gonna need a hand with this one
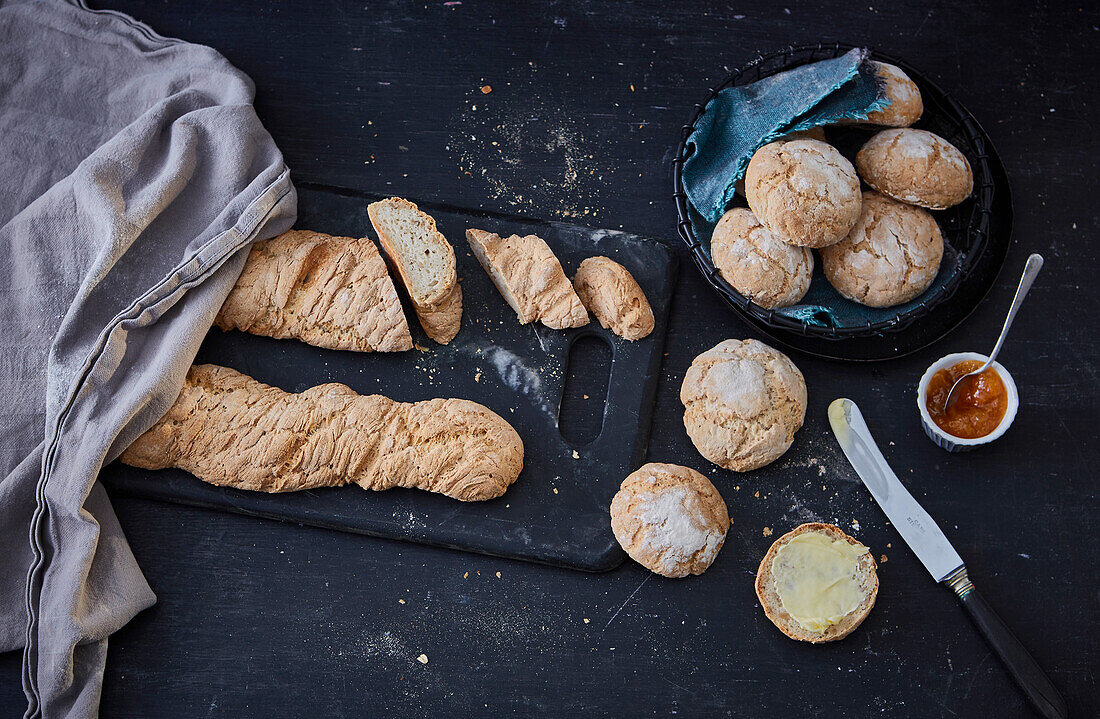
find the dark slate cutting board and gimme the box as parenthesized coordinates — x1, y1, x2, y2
(100, 185, 678, 572)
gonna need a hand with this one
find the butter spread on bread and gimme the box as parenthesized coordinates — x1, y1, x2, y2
(771, 531, 870, 632)
(755, 523, 878, 643)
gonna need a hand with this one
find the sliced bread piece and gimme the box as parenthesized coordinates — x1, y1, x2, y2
(368, 197, 462, 343)
(465, 228, 589, 329)
(417, 282, 463, 344)
(755, 522, 878, 643)
(215, 229, 413, 353)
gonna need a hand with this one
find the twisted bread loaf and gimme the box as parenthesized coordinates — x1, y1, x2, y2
(215, 229, 413, 353)
(120, 365, 524, 501)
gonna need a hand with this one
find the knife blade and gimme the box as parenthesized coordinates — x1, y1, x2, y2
(828, 397, 1067, 719)
(827, 397, 962, 581)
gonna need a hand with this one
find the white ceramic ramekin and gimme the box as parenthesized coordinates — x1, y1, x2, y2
(917, 352, 1019, 452)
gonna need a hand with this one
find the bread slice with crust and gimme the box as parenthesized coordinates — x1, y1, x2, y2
(465, 228, 589, 329)
(368, 197, 462, 344)
(215, 229, 413, 353)
(755, 522, 878, 643)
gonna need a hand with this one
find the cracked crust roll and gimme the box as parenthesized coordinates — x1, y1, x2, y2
(711, 208, 813, 309)
(680, 339, 806, 472)
(744, 139, 862, 248)
(820, 191, 944, 308)
(609, 463, 729, 578)
(856, 128, 973, 210)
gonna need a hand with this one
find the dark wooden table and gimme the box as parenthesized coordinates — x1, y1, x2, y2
(4, 1, 1097, 716)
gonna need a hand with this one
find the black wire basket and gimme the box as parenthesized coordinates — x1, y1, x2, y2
(672, 43, 996, 340)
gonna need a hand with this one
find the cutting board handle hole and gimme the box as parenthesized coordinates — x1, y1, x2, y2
(558, 334, 612, 446)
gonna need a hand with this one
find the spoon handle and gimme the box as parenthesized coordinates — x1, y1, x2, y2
(987, 253, 1044, 365)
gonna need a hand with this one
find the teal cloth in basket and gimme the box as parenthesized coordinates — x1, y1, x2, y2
(682, 48, 888, 224)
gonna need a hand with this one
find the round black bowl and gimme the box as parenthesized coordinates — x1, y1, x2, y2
(672, 43, 1010, 359)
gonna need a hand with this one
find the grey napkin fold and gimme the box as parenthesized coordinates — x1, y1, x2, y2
(0, 1, 296, 717)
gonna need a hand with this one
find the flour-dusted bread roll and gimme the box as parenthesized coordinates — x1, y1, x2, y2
(744, 139, 862, 248)
(755, 523, 878, 643)
(120, 364, 524, 502)
(216, 229, 413, 353)
(465, 228, 589, 329)
(609, 463, 729, 578)
(711, 208, 814, 309)
(863, 61, 923, 127)
(821, 192, 944, 308)
(368, 197, 462, 344)
(680, 339, 807, 472)
(733, 127, 827, 198)
(572, 256, 654, 340)
(856, 129, 973, 210)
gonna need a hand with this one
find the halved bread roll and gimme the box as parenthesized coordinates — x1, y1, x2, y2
(755, 522, 878, 643)
(465, 228, 588, 329)
(368, 197, 462, 344)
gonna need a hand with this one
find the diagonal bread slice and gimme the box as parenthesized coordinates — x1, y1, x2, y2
(465, 228, 589, 329)
(215, 229, 412, 352)
(368, 197, 462, 344)
(755, 522, 878, 643)
(120, 364, 524, 502)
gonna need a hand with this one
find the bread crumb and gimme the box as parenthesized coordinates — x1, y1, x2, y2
(463, 572, 469, 579)
(630, 83, 635, 91)
(583, 618, 590, 624)
(583, 394, 589, 399)
(572, 450, 580, 459)
(495, 571, 502, 578)
(762, 527, 773, 537)
(474, 371, 482, 382)
(880, 554, 888, 564)
(398, 599, 405, 604)
(480, 84, 492, 94)
(754, 491, 760, 498)
(552, 487, 558, 494)
(417, 654, 429, 664)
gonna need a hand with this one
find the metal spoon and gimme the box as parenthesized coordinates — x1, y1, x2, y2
(944, 253, 1044, 409)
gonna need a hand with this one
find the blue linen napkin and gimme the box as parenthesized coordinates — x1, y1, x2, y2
(682, 48, 889, 224)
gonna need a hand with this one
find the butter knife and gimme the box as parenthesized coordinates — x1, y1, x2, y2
(828, 398, 1066, 719)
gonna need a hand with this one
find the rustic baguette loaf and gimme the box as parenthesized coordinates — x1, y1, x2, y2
(465, 228, 589, 329)
(215, 229, 413, 352)
(120, 364, 524, 502)
(368, 197, 462, 344)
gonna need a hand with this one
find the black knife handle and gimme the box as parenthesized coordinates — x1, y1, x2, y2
(943, 566, 1067, 719)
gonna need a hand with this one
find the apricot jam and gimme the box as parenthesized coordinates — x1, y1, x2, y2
(925, 360, 1008, 439)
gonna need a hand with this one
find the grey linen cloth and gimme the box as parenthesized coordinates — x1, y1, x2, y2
(0, 1, 296, 716)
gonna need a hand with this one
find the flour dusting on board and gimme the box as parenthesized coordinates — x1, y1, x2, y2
(484, 346, 552, 411)
(447, 74, 615, 219)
